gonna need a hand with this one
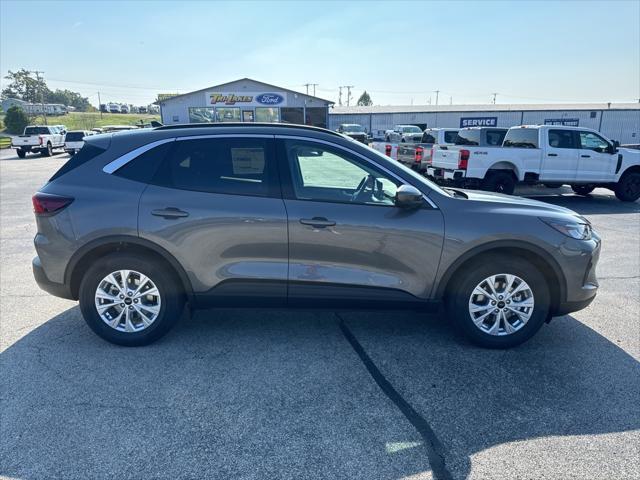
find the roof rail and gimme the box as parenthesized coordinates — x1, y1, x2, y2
(154, 122, 342, 137)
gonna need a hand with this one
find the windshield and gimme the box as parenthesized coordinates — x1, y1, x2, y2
(360, 142, 451, 198)
(343, 125, 365, 133)
(402, 126, 422, 133)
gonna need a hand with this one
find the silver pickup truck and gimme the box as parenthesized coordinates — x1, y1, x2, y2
(12, 125, 66, 158)
(396, 128, 459, 172)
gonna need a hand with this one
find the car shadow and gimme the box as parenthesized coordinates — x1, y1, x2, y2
(516, 186, 640, 215)
(1, 307, 638, 479)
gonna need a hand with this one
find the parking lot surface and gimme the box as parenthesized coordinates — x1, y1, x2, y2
(1, 148, 639, 480)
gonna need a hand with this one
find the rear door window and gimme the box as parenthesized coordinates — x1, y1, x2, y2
(548, 129, 578, 149)
(455, 129, 481, 146)
(503, 129, 539, 148)
(152, 137, 279, 197)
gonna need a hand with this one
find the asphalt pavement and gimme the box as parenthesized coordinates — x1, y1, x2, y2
(1, 148, 638, 480)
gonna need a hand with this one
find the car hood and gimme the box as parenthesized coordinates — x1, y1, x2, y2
(458, 189, 586, 221)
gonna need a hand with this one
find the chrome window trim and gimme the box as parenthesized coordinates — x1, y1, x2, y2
(275, 134, 439, 209)
(102, 134, 274, 174)
(102, 138, 176, 174)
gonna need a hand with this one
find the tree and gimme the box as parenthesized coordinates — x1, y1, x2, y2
(4, 106, 29, 134)
(1, 69, 50, 104)
(357, 91, 373, 106)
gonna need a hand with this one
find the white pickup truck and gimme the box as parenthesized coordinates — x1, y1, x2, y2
(427, 125, 640, 202)
(11, 125, 66, 158)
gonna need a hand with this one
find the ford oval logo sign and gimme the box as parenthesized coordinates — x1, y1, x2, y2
(256, 93, 284, 105)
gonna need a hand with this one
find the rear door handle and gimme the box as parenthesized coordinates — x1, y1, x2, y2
(151, 207, 189, 219)
(581, 154, 591, 158)
(300, 217, 336, 228)
(548, 153, 558, 157)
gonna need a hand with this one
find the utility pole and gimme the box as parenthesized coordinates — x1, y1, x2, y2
(491, 92, 498, 104)
(304, 83, 318, 96)
(304, 83, 310, 95)
(97, 91, 103, 118)
(33, 70, 47, 124)
(344, 85, 354, 106)
(434, 90, 440, 106)
(338, 87, 343, 106)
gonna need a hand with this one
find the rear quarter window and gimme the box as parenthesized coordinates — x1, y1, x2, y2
(113, 141, 175, 184)
(503, 129, 539, 148)
(485, 129, 507, 146)
(443, 131, 458, 143)
(49, 144, 106, 182)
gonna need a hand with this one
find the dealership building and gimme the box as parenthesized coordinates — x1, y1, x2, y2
(158, 78, 333, 128)
(328, 103, 640, 144)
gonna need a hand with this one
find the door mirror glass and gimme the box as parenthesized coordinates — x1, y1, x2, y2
(395, 184, 423, 209)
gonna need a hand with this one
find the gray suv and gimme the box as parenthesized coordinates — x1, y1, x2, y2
(32, 123, 600, 348)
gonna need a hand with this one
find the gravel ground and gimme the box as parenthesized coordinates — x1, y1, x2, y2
(1, 149, 638, 480)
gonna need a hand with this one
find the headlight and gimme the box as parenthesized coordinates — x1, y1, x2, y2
(540, 218, 592, 240)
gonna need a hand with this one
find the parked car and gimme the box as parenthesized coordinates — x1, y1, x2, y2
(397, 128, 459, 172)
(428, 125, 640, 201)
(337, 124, 368, 143)
(120, 104, 130, 114)
(138, 106, 148, 114)
(11, 125, 65, 158)
(99, 104, 108, 113)
(32, 123, 601, 349)
(64, 130, 93, 155)
(385, 125, 423, 143)
(108, 103, 121, 113)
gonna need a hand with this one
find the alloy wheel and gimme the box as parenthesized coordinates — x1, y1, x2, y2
(94, 269, 161, 332)
(468, 273, 534, 336)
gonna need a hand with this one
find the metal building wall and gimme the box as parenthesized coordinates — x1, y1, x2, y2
(600, 110, 640, 144)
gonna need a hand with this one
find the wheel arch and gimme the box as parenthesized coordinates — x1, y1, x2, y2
(486, 161, 520, 180)
(66, 235, 194, 302)
(435, 240, 566, 314)
(619, 165, 640, 177)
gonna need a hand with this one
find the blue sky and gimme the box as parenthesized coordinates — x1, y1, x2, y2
(1, 0, 638, 107)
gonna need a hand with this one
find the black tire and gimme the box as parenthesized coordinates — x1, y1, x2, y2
(79, 253, 185, 346)
(571, 184, 595, 196)
(445, 255, 550, 349)
(17, 149, 26, 158)
(482, 171, 516, 195)
(543, 183, 563, 189)
(614, 171, 640, 202)
(41, 143, 52, 157)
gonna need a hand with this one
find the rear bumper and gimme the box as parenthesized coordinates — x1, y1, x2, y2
(427, 166, 481, 188)
(33, 256, 74, 300)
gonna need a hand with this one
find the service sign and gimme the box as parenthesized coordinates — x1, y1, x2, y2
(544, 118, 579, 127)
(460, 117, 498, 128)
(207, 92, 286, 107)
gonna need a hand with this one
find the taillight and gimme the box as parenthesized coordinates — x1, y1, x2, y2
(428, 147, 434, 165)
(458, 149, 470, 169)
(32, 192, 74, 215)
(415, 146, 424, 163)
(385, 144, 392, 157)
(38, 135, 44, 145)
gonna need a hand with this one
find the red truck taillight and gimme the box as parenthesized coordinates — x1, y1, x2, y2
(385, 144, 392, 157)
(38, 135, 44, 145)
(458, 149, 470, 169)
(415, 146, 423, 163)
(428, 147, 434, 165)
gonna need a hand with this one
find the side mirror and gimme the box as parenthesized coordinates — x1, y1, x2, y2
(395, 184, 423, 209)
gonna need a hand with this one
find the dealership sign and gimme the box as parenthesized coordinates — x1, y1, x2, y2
(460, 117, 498, 127)
(208, 92, 286, 107)
(544, 118, 579, 126)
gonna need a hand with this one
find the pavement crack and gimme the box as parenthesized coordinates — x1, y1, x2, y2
(336, 313, 453, 480)
(598, 275, 640, 280)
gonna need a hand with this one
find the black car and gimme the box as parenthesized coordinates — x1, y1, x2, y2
(337, 124, 368, 143)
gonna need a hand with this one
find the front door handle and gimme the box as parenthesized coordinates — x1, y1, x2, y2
(548, 153, 558, 157)
(300, 217, 336, 228)
(581, 154, 591, 158)
(152, 207, 189, 219)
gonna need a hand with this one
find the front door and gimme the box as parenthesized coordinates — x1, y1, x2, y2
(577, 130, 617, 182)
(541, 129, 580, 182)
(138, 135, 288, 305)
(277, 138, 444, 306)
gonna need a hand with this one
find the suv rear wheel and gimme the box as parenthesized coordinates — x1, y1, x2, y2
(79, 253, 185, 346)
(446, 255, 550, 348)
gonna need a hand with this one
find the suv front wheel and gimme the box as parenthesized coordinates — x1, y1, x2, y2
(79, 253, 185, 346)
(446, 255, 550, 348)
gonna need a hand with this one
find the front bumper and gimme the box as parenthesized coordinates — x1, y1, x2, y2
(33, 256, 74, 300)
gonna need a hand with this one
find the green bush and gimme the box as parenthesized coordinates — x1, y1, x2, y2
(0, 117, 4, 131)
(4, 106, 29, 134)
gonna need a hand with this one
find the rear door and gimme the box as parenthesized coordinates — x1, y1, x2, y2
(540, 129, 580, 181)
(277, 137, 444, 306)
(136, 135, 288, 305)
(577, 130, 617, 182)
